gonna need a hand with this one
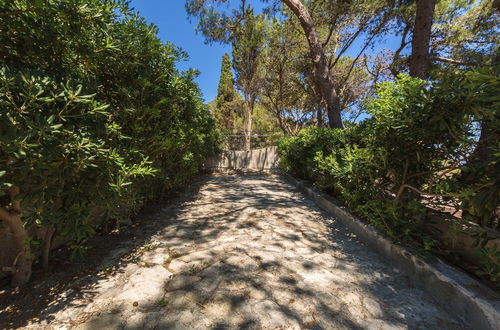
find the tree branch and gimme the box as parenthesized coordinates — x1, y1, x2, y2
(340, 13, 391, 86)
(322, 24, 335, 48)
(390, 24, 411, 76)
(430, 56, 476, 66)
(399, 184, 456, 199)
(330, 16, 371, 70)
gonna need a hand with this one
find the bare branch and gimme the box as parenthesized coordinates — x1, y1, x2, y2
(322, 24, 335, 48)
(399, 184, 457, 199)
(330, 16, 371, 70)
(430, 56, 477, 66)
(390, 24, 411, 76)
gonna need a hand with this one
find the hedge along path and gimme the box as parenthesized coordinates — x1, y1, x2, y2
(24, 173, 466, 329)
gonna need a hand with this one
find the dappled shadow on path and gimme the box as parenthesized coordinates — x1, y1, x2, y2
(1, 173, 467, 329)
(0, 181, 205, 329)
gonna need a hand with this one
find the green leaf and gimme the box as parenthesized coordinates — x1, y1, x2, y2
(51, 124, 63, 130)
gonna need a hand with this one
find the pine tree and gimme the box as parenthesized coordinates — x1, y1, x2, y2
(214, 53, 239, 130)
(232, 9, 267, 150)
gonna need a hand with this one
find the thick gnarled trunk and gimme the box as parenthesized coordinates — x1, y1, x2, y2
(409, 0, 436, 79)
(0, 186, 33, 287)
(281, 0, 344, 129)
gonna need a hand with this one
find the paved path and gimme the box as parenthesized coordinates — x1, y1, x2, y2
(26, 173, 466, 329)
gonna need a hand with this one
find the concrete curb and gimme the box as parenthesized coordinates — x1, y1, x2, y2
(282, 171, 500, 330)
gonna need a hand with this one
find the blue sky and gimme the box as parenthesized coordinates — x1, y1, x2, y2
(129, 0, 235, 102)
(129, 0, 401, 103)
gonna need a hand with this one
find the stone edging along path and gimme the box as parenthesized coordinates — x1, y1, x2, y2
(281, 171, 500, 330)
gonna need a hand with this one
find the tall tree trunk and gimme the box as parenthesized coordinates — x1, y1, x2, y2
(275, 109, 288, 135)
(244, 115, 252, 150)
(0, 186, 33, 287)
(244, 100, 254, 150)
(409, 0, 436, 79)
(316, 108, 323, 126)
(281, 0, 344, 129)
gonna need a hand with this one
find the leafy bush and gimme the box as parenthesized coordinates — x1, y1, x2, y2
(0, 0, 219, 286)
(278, 126, 353, 180)
(279, 73, 499, 283)
(456, 68, 500, 230)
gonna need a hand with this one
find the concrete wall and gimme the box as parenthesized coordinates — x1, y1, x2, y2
(205, 146, 280, 171)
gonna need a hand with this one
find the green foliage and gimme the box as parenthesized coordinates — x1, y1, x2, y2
(456, 67, 500, 230)
(477, 244, 500, 283)
(251, 103, 281, 134)
(214, 53, 241, 131)
(0, 1, 218, 257)
(231, 8, 267, 104)
(0, 69, 130, 243)
(432, 0, 499, 67)
(279, 73, 499, 282)
(279, 127, 353, 180)
(315, 145, 387, 208)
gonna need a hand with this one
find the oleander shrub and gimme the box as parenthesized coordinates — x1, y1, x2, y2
(278, 126, 355, 180)
(279, 73, 499, 283)
(0, 0, 219, 286)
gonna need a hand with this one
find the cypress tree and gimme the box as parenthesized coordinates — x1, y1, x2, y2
(214, 53, 239, 130)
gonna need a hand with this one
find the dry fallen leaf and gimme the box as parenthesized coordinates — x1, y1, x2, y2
(303, 320, 318, 327)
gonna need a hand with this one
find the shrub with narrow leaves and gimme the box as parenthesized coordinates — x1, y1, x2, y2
(0, 0, 219, 286)
(279, 73, 499, 283)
